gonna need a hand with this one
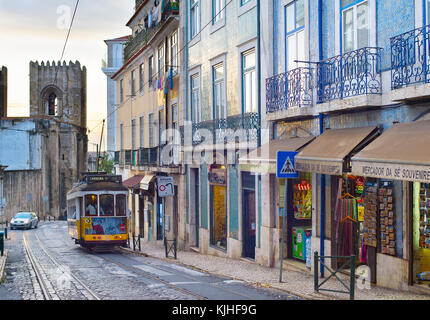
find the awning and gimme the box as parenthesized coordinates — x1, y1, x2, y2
(238, 137, 315, 173)
(122, 175, 145, 189)
(295, 126, 381, 175)
(351, 120, 430, 182)
(140, 175, 156, 190)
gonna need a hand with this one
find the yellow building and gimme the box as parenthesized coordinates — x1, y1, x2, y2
(112, 0, 183, 246)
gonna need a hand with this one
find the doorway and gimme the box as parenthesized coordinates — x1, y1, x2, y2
(147, 196, 154, 242)
(157, 196, 164, 241)
(191, 168, 200, 247)
(139, 195, 145, 238)
(242, 172, 256, 259)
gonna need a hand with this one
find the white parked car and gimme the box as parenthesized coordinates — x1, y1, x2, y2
(10, 212, 39, 230)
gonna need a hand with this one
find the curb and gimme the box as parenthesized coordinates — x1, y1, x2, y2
(0, 249, 8, 284)
(120, 246, 318, 300)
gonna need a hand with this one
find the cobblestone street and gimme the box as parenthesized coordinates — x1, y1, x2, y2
(0, 222, 299, 301)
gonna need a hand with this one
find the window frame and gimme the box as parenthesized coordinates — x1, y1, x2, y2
(285, 0, 305, 71)
(340, 0, 370, 53)
(139, 115, 145, 148)
(139, 63, 144, 93)
(190, 72, 201, 124)
(131, 69, 136, 96)
(212, 62, 226, 120)
(190, 0, 201, 39)
(241, 48, 257, 114)
(211, 0, 226, 33)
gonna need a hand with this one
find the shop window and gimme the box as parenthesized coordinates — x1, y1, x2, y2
(85, 194, 98, 216)
(100, 194, 114, 216)
(116, 194, 126, 216)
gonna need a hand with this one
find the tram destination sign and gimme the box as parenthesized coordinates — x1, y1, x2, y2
(85, 174, 122, 184)
(352, 161, 430, 183)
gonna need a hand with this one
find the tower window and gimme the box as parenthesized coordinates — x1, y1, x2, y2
(48, 93, 58, 116)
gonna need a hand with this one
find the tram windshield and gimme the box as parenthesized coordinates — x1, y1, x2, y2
(116, 194, 126, 216)
(100, 194, 114, 216)
(85, 194, 98, 216)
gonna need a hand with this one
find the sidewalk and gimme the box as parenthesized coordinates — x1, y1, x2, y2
(0, 250, 8, 284)
(122, 240, 430, 300)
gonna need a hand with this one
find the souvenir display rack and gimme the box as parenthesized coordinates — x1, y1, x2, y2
(419, 183, 430, 249)
(379, 181, 396, 256)
(363, 181, 378, 247)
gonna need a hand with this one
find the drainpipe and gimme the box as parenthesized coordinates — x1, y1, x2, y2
(318, 0, 325, 279)
(184, 3, 190, 230)
(257, 0, 261, 148)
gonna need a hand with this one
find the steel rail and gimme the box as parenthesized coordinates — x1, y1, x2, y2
(33, 232, 101, 301)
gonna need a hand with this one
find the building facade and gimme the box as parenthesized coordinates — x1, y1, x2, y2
(112, 0, 183, 247)
(260, 0, 430, 293)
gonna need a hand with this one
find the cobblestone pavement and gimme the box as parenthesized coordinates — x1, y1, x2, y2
(0, 222, 299, 301)
(127, 238, 430, 300)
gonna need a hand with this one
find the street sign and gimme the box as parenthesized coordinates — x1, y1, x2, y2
(157, 176, 175, 197)
(277, 151, 299, 179)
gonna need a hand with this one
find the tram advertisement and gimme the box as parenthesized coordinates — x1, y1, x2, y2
(84, 217, 127, 235)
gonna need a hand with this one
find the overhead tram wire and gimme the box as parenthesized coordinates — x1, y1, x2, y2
(53, 0, 80, 85)
(88, 0, 234, 135)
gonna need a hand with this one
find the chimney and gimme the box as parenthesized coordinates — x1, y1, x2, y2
(0, 66, 7, 118)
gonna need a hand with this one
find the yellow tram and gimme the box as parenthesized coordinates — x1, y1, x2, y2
(66, 173, 129, 250)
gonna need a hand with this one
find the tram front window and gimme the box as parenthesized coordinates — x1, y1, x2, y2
(116, 194, 126, 217)
(100, 194, 114, 216)
(85, 194, 98, 216)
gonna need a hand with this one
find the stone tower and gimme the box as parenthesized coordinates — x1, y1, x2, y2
(0, 66, 7, 118)
(29, 61, 87, 128)
(29, 60, 88, 218)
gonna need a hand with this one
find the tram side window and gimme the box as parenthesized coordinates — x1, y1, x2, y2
(116, 194, 126, 216)
(67, 200, 76, 220)
(100, 194, 114, 216)
(85, 194, 98, 216)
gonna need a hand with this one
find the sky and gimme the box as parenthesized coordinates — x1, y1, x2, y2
(0, 0, 134, 152)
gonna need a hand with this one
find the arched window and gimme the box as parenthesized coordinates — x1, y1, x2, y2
(48, 93, 57, 116)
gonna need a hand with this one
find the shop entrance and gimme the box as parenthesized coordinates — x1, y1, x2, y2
(242, 172, 256, 260)
(413, 182, 430, 287)
(209, 165, 227, 250)
(156, 196, 164, 241)
(287, 173, 312, 264)
(139, 195, 145, 238)
(147, 197, 154, 242)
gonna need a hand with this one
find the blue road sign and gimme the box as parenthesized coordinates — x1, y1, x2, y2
(277, 151, 299, 179)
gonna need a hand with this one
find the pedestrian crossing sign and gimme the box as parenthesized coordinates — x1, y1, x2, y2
(277, 151, 299, 178)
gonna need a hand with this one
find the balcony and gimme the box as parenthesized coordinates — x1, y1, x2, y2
(390, 25, 430, 101)
(316, 47, 382, 111)
(137, 147, 159, 167)
(124, 0, 179, 62)
(266, 67, 313, 120)
(182, 113, 260, 148)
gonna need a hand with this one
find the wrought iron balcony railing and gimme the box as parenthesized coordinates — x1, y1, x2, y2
(266, 67, 313, 114)
(138, 147, 159, 167)
(125, 150, 132, 165)
(391, 25, 430, 89)
(181, 113, 260, 147)
(124, 0, 179, 62)
(317, 47, 382, 104)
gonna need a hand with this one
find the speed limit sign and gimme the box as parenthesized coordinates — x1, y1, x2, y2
(157, 177, 175, 197)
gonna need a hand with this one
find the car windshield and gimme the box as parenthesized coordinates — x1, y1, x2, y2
(14, 213, 32, 219)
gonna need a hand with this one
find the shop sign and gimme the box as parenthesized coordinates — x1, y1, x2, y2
(277, 151, 299, 179)
(209, 168, 227, 185)
(295, 159, 343, 175)
(157, 176, 175, 197)
(352, 161, 430, 183)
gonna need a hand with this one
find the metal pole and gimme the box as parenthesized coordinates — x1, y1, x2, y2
(350, 255, 356, 300)
(4, 227, 7, 240)
(279, 179, 288, 282)
(314, 251, 319, 292)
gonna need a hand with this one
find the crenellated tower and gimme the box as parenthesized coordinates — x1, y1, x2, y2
(29, 60, 87, 129)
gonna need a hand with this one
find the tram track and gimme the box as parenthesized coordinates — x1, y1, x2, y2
(22, 232, 101, 301)
(95, 253, 209, 300)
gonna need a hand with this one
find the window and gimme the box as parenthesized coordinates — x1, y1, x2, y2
(48, 93, 57, 116)
(120, 124, 124, 150)
(158, 44, 165, 78)
(131, 70, 136, 96)
(120, 79, 124, 103)
(159, 109, 165, 146)
(191, 73, 201, 123)
(213, 0, 225, 24)
(170, 30, 178, 70)
(149, 113, 155, 147)
(242, 49, 257, 114)
(139, 116, 145, 148)
(285, 0, 305, 71)
(149, 56, 154, 86)
(342, 0, 369, 53)
(100, 194, 114, 216)
(116, 194, 126, 216)
(172, 103, 179, 145)
(191, 0, 200, 38)
(85, 194, 98, 216)
(139, 63, 144, 92)
(213, 63, 226, 120)
(132, 119, 136, 151)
